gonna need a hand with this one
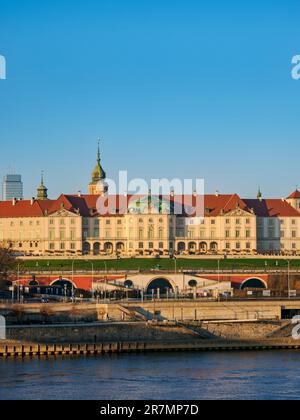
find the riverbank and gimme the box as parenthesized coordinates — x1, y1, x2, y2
(1, 318, 299, 358)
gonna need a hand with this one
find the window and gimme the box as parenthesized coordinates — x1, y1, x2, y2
(139, 242, 144, 249)
(268, 228, 274, 239)
(226, 219, 230, 224)
(235, 230, 240, 238)
(70, 243, 76, 250)
(59, 230, 65, 240)
(226, 243, 230, 249)
(148, 227, 154, 239)
(71, 219, 76, 225)
(246, 219, 250, 224)
(236, 219, 240, 225)
(225, 230, 230, 238)
(49, 243, 55, 250)
(49, 219, 54, 225)
(246, 230, 251, 238)
(292, 230, 297, 238)
(149, 242, 154, 249)
(236, 242, 241, 249)
(188, 230, 194, 239)
(211, 219, 215, 225)
(106, 220, 111, 225)
(246, 242, 251, 249)
(138, 228, 144, 240)
(159, 242, 164, 249)
(281, 230, 285, 238)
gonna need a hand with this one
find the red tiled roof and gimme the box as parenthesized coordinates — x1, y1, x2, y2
(0, 194, 299, 218)
(243, 199, 300, 217)
(287, 190, 300, 199)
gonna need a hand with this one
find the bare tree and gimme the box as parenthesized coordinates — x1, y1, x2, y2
(0, 245, 20, 290)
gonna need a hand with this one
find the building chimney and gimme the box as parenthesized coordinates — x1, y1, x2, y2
(78, 190, 82, 197)
(31, 197, 35, 205)
(215, 190, 219, 197)
(12, 198, 16, 206)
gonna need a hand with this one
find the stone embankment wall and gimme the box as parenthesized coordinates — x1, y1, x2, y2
(6, 320, 292, 344)
(6, 323, 200, 344)
(196, 321, 284, 340)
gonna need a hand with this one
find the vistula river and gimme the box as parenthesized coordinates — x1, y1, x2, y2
(0, 351, 300, 400)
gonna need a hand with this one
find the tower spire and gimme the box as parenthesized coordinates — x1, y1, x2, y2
(257, 186, 262, 200)
(37, 170, 48, 200)
(97, 138, 101, 164)
(88, 139, 108, 195)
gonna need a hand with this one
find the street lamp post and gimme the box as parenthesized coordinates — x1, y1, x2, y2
(287, 260, 291, 299)
(104, 261, 108, 300)
(88, 261, 94, 300)
(71, 259, 75, 301)
(217, 259, 221, 302)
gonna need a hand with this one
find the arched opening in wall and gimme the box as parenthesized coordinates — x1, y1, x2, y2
(200, 242, 208, 253)
(116, 242, 125, 253)
(210, 242, 218, 253)
(93, 242, 100, 256)
(83, 242, 91, 255)
(29, 279, 39, 287)
(178, 242, 186, 253)
(241, 278, 267, 290)
(104, 242, 113, 255)
(188, 242, 197, 254)
(146, 278, 174, 295)
(51, 278, 75, 290)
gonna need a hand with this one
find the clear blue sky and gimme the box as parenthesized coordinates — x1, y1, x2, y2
(0, 0, 300, 199)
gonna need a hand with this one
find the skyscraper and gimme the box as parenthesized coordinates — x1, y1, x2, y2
(2, 174, 23, 201)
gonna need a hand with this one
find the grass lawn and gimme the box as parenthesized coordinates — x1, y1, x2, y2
(19, 258, 300, 272)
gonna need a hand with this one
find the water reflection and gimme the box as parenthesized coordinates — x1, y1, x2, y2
(0, 351, 300, 400)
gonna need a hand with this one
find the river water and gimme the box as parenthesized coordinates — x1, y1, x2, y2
(0, 351, 300, 400)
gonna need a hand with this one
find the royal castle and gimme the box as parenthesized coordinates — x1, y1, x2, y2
(1, 144, 300, 257)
